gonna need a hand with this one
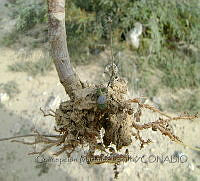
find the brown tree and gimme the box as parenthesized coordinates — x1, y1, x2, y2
(48, 0, 82, 99)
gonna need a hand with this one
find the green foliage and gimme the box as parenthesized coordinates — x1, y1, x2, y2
(64, 0, 200, 111)
(147, 49, 200, 89)
(8, 55, 53, 77)
(1, 31, 19, 47)
(0, 81, 20, 98)
(64, 0, 200, 95)
(7, 0, 200, 63)
(4, 0, 200, 112)
(11, 0, 47, 32)
(66, 0, 199, 50)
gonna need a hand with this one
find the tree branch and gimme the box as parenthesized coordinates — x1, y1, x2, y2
(47, 0, 82, 99)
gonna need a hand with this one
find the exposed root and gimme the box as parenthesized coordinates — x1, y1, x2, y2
(0, 134, 60, 142)
(40, 107, 56, 117)
(134, 130, 152, 149)
(0, 76, 199, 179)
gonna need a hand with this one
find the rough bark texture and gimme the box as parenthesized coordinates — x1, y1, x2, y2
(47, 0, 82, 99)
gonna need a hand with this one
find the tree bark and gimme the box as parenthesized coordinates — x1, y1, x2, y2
(47, 0, 82, 99)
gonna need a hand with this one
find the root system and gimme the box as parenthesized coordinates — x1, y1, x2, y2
(0, 76, 199, 178)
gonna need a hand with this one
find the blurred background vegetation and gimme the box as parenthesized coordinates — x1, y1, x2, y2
(2, 0, 200, 113)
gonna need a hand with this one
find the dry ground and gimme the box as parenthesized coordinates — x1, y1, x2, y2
(0, 0, 199, 181)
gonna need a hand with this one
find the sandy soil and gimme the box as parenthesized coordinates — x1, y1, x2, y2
(0, 0, 200, 181)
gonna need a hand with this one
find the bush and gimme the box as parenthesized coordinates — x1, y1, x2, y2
(5, 0, 200, 111)
(12, 0, 47, 32)
(8, 0, 200, 60)
(65, 0, 200, 51)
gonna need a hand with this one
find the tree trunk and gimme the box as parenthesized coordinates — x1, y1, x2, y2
(47, 0, 82, 99)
